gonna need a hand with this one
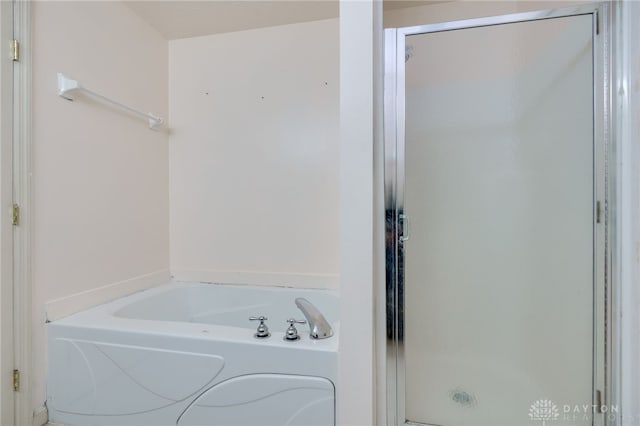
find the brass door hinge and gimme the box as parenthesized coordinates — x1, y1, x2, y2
(13, 369, 19, 391)
(12, 204, 19, 226)
(11, 39, 19, 62)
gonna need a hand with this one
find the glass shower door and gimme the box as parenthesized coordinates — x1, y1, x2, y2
(386, 7, 605, 426)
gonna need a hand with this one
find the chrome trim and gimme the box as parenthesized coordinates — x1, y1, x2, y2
(405, 422, 440, 426)
(384, 4, 611, 426)
(396, 4, 604, 37)
(395, 20, 407, 425)
(383, 27, 399, 426)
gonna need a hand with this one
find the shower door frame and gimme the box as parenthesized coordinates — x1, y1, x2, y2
(384, 4, 611, 426)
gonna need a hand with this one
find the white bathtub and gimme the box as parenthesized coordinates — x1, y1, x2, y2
(46, 282, 339, 426)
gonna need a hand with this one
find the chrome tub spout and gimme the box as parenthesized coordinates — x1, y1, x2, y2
(295, 297, 333, 339)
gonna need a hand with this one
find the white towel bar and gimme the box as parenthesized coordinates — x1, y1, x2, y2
(57, 73, 164, 130)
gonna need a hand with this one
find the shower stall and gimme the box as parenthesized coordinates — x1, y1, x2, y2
(384, 3, 610, 426)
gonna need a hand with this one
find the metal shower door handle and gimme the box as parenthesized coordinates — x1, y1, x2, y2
(399, 213, 410, 242)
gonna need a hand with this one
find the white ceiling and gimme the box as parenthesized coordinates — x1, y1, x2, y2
(124, 0, 444, 40)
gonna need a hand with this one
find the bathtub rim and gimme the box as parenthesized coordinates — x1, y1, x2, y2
(47, 281, 340, 351)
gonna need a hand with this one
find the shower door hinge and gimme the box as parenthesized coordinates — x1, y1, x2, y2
(11, 39, 19, 62)
(12, 369, 20, 392)
(12, 203, 19, 226)
(595, 389, 603, 414)
(596, 201, 602, 224)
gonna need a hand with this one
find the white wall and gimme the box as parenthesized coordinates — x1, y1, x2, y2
(32, 1, 169, 410)
(339, 1, 378, 424)
(384, 0, 517, 27)
(618, 1, 640, 424)
(384, 0, 591, 28)
(168, 19, 339, 289)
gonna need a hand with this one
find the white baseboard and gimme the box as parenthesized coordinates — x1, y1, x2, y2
(32, 405, 48, 426)
(171, 269, 339, 290)
(45, 269, 171, 321)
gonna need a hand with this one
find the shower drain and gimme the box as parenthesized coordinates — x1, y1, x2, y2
(449, 388, 477, 407)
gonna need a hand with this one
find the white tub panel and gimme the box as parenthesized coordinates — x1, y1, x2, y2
(48, 339, 97, 414)
(49, 338, 224, 415)
(96, 342, 224, 401)
(46, 282, 338, 425)
(177, 374, 334, 426)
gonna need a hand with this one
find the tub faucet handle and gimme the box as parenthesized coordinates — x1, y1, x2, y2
(249, 316, 270, 338)
(284, 318, 306, 341)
